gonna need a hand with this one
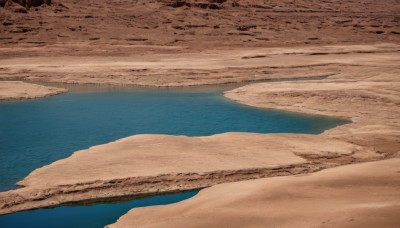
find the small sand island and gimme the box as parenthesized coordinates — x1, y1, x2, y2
(0, 81, 66, 101)
(0, 0, 399, 227)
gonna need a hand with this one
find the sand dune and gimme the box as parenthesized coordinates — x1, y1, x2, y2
(109, 158, 400, 228)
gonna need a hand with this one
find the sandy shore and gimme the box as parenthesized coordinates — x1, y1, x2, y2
(0, 81, 66, 101)
(109, 158, 400, 228)
(1, 0, 399, 226)
(0, 44, 399, 216)
(0, 44, 398, 86)
(0, 133, 368, 214)
(224, 60, 400, 153)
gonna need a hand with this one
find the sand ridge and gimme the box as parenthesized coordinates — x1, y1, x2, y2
(0, 44, 399, 87)
(108, 158, 400, 228)
(0, 133, 365, 214)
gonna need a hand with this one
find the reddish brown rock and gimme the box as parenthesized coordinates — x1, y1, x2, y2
(2, 0, 51, 8)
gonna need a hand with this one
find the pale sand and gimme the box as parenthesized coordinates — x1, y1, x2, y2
(0, 133, 362, 214)
(0, 44, 398, 87)
(0, 81, 66, 100)
(1, 0, 399, 225)
(1, 44, 399, 215)
(224, 70, 400, 154)
(109, 158, 400, 228)
(0, 45, 400, 221)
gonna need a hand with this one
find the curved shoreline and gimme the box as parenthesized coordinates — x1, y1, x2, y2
(1, 133, 368, 215)
(0, 44, 399, 218)
(109, 158, 400, 228)
(0, 81, 67, 101)
(224, 81, 400, 153)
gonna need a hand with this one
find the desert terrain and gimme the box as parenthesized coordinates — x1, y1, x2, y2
(1, 0, 400, 90)
(1, 0, 399, 51)
(0, 45, 399, 216)
(0, 0, 399, 227)
(109, 158, 400, 228)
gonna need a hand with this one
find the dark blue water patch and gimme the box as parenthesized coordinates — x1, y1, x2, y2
(0, 191, 198, 228)
(0, 88, 349, 191)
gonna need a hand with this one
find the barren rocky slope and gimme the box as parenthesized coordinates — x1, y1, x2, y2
(1, 0, 399, 97)
(1, 0, 399, 54)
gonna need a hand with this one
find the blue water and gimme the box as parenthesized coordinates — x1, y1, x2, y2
(0, 85, 349, 228)
(0, 191, 198, 228)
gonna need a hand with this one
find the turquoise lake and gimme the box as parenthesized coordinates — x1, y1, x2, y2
(0, 191, 199, 228)
(0, 84, 349, 227)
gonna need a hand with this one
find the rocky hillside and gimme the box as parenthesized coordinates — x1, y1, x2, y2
(1, 0, 51, 8)
(0, 0, 399, 51)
